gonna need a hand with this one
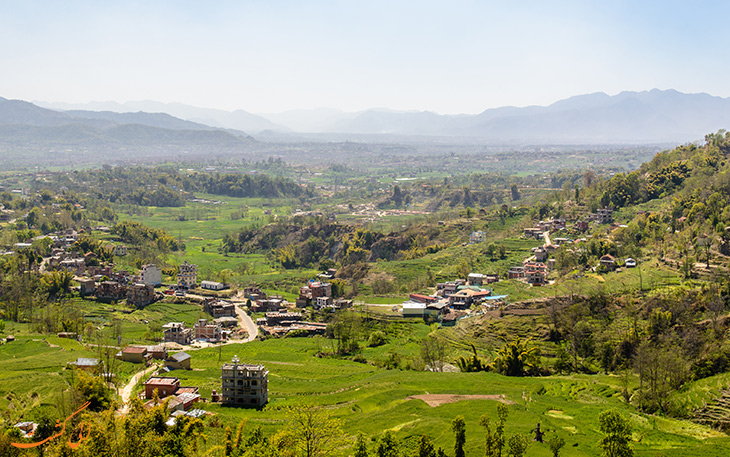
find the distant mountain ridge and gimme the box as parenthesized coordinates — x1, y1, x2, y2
(27, 89, 730, 144)
(0, 97, 256, 166)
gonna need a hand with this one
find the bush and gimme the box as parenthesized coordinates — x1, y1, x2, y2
(368, 331, 387, 347)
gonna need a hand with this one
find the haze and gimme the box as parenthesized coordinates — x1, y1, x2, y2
(2, 0, 729, 114)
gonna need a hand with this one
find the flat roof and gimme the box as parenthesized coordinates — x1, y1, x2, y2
(123, 346, 147, 354)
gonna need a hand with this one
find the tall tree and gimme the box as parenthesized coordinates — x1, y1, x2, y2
(597, 409, 633, 457)
(452, 416, 466, 457)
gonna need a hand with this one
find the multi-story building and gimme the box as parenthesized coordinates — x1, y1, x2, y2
(163, 322, 192, 345)
(597, 208, 614, 224)
(177, 261, 198, 288)
(221, 355, 268, 407)
(193, 319, 223, 342)
(127, 283, 155, 308)
(140, 264, 162, 286)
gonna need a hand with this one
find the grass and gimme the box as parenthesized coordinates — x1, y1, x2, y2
(160, 335, 730, 456)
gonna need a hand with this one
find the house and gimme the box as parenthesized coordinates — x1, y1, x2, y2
(264, 311, 302, 326)
(14, 422, 38, 438)
(448, 289, 491, 309)
(526, 269, 546, 286)
(117, 346, 150, 364)
(551, 218, 566, 230)
(574, 221, 590, 232)
(467, 273, 487, 286)
(409, 294, 437, 304)
(68, 357, 100, 372)
(314, 296, 333, 309)
(78, 278, 96, 296)
(533, 247, 548, 262)
(163, 322, 192, 345)
(597, 208, 613, 224)
(87, 265, 113, 277)
(114, 244, 128, 256)
(144, 376, 180, 399)
(402, 302, 426, 317)
(140, 264, 162, 286)
(201, 280, 226, 290)
(600, 254, 617, 270)
(165, 352, 192, 370)
(508, 266, 525, 279)
(469, 231, 486, 244)
(194, 319, 223, 342)
(96, 280, 127, 302)
(177, 261, 198, 288)
(252, 298, 285, 312)
(145, 345, 168, 360)
(625, 258, 637, 268)
(524, 227, 543, 239)
(484, 273, 500, 284)
(127, 283, 155, 308)
(221, 355, 268, 407)
(204, 299, 236, 318)
(215, 316, 239, 328)
(425, 301, 450, 316)
(59, 258, 85, 275)
(243, 286, 264, 298)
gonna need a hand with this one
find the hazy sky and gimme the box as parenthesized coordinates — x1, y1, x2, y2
(2, 0, 729, 114)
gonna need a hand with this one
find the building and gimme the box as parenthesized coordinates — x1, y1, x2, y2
(140, 264, 162, 286)
(201, 280, 226, 290)
(597, 208, 614, 224)
(508, 266, 525, 279)
(402, 302, 426, 317)
(221, 355, 268, 407)
(114, 245, 128, 256)
(264, 311, 302, 326)
(526, 269, 546, 286)
(574, 221, 590, 232)
(96, 281, 127, 302)
(534, 247, 548, 262)
(409, 294, 437, 304)
(117, 346, 150, 364)
(163, 322, 192, 345)
(314, 296, 332, 309)
(600, 254, 617, 271)
(68, 357, 100, 372)
(524, 227, 543, 239)
(177, 261, 198, 288)
(204, 299, 236, 318)
(78, 278, 96, 296)
(145, 345, 168, 360)
(194, 319, 223, 341)
(469, 231, 486, 244)
(625, 258, 637, 268)
(127, 283, 155, 308)
(144, 376, 180, 399)
(467, 273, 487, 286)
(165, 352, 192, 370)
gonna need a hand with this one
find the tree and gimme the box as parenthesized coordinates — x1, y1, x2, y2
(452, 415, 466, 457)
(506, 434, 529, 457)
(547, 435, 565, 457)
(597, 409, 633, 457)
(455, 343, 489, 372)
(375, 431, 399, 457)
(416, 434, 436, 457)
(492, 338, 540, 376)
(510, 184, 520, 201)
(421, 336, 447, 372)
(353, 433, 369, 457)
(287, 404, 346, 457)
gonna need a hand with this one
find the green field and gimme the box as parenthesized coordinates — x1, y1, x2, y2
(155, 335, 730, 456)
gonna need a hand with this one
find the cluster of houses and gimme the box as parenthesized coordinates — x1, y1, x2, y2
(163, 318, 230, 345)
(401, 272, 506, 323)
(255, 310, 328, 337)
(77, 263, 162, 307)
(115, 345, 192, 370)
(523, 208, 614, 240)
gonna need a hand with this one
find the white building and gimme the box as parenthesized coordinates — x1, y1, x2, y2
(402, 301, 426, 317)
(201, 280, 225, 290)
(140, 264, 162, 286)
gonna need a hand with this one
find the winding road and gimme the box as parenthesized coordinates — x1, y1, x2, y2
(118, 365, 156, 414)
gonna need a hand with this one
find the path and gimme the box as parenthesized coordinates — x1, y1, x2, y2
(118, 365, 156, 414)
(543, 231, 552, 247)
(235, 303, 258, 342)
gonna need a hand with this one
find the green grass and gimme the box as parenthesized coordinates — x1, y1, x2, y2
(161, 335, 730, 456)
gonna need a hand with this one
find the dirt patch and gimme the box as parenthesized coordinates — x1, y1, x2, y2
(408, 394, 514, 407)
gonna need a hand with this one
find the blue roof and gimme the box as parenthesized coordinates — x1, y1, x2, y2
(482, 295, 508, 301)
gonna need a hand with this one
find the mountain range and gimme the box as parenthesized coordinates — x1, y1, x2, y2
(37, 89, 730, 144)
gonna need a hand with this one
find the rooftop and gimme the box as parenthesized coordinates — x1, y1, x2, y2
(145, 376, 179, 386)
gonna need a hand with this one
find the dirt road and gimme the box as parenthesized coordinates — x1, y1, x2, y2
(118, 365, 156, 414)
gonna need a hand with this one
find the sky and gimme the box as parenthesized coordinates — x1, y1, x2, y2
(1, 0, 729, 115)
